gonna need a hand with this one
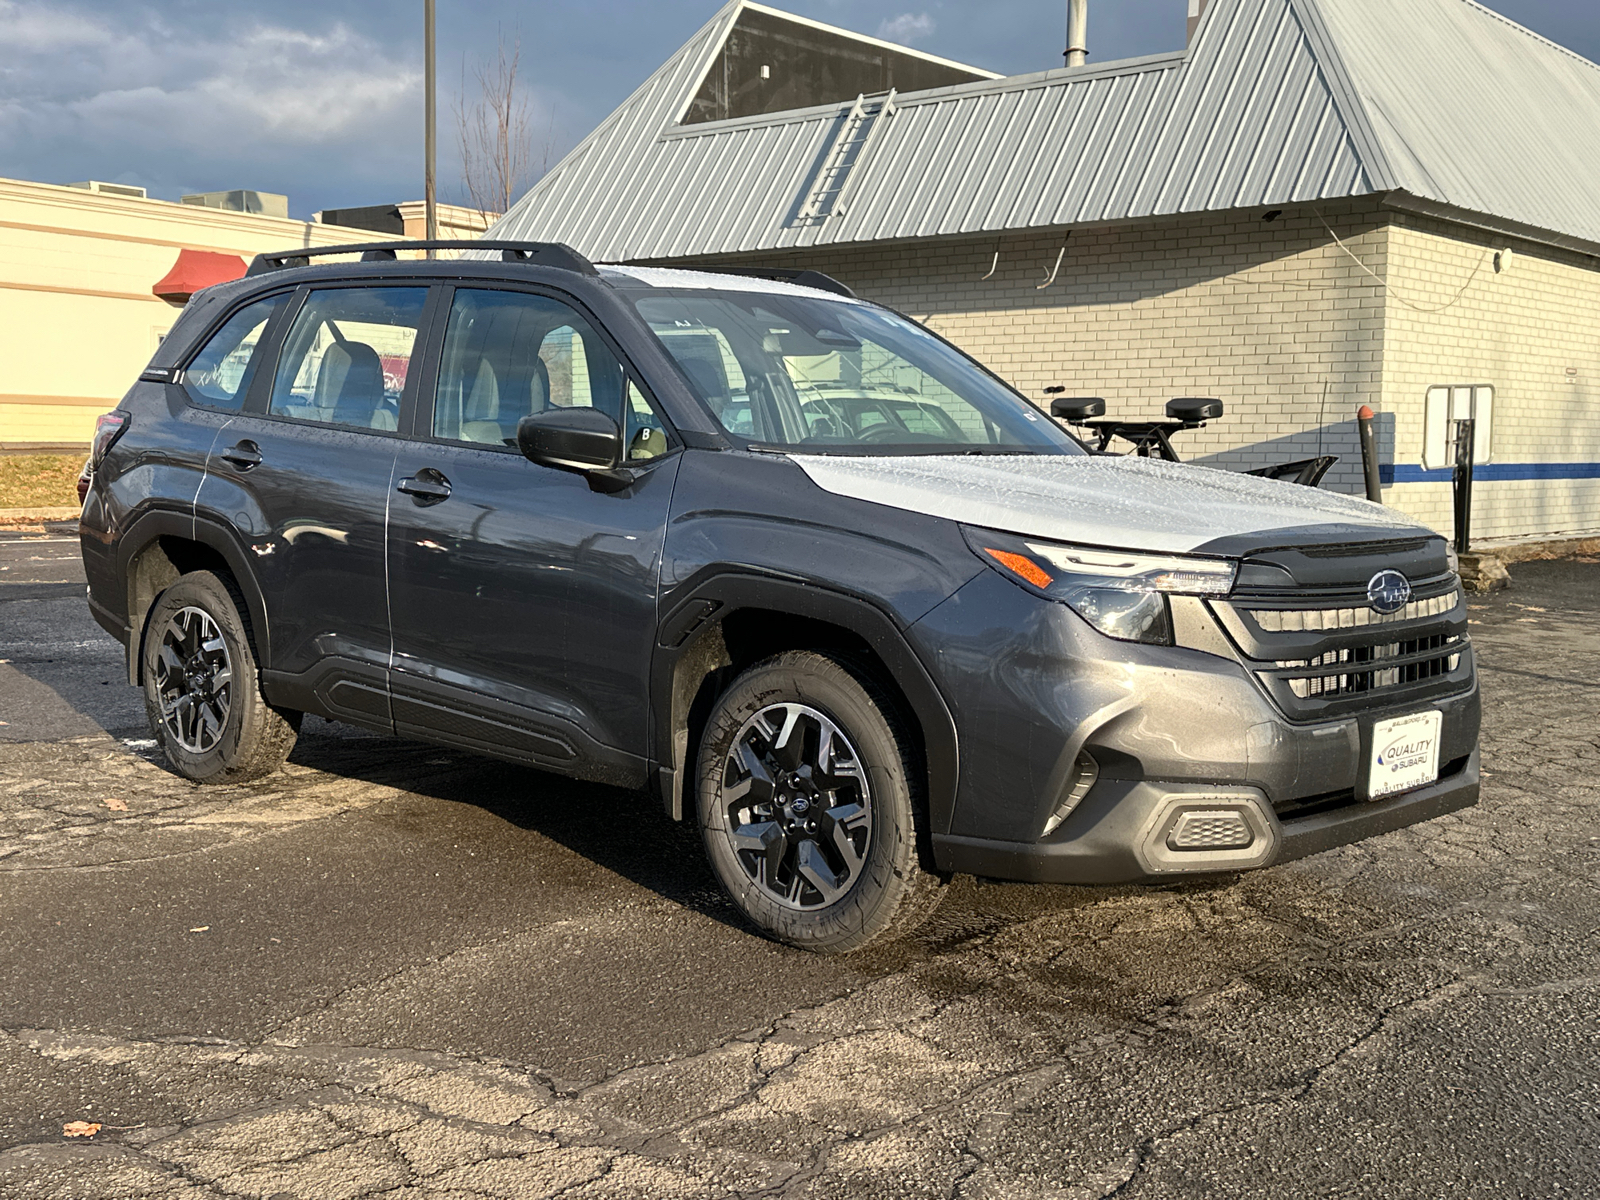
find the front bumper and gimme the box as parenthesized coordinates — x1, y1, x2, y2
(911, 571, 1481, 884)
(933, 746, 1479, 883)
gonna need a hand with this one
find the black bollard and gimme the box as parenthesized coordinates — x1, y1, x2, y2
(1357, 405, 1382, 503)
(1452, 418, 1476, 555)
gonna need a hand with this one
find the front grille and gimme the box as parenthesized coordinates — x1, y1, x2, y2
(1250, 589, 1460, 632)
(1276, 634, 1464, 699)
(1210, 575, 1473, 720)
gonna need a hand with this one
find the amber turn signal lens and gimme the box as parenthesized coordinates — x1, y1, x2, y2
(984, 547, 1053, 589)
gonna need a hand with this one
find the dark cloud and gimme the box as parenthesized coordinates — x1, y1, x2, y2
(1, 0, 1594, 219)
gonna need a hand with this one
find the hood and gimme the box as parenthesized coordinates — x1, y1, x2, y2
(791, 453, 1426, 555)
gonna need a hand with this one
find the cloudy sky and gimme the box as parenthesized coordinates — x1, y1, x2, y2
(2, 0, 1596, 219)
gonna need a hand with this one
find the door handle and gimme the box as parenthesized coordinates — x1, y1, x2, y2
(397, 469, 452, 503)
(220, 440, 262, 470)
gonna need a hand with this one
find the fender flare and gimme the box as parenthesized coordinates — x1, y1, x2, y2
(116, 509, 272, 685)
(650, 569, 960, 836)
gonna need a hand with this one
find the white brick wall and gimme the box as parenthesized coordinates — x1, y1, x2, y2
(1380, 214, 1600, 540)
(663, 197, 1600, 543)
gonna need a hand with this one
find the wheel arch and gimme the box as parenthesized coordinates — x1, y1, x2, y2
(118, 511, 271, 686)
(651, 571, 959, 835)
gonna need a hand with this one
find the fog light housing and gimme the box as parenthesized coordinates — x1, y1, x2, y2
(1166, 809, 1254, 851)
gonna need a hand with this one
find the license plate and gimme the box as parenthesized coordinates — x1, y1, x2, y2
(1368, 711, 1443, 799)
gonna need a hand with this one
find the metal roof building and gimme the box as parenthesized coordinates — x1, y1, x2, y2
(494, 0, 1600, 262)
(494, 0, 1600, 547)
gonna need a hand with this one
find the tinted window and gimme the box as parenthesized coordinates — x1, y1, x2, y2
(434, 289, 668, 461)
(182, 295, 286, 411)
(268, 288, 428, 431)
(631, 291, 1080, 455)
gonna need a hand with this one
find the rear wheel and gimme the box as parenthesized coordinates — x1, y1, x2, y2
(696, 651, 945, 953)
(142, 571, 299, 784)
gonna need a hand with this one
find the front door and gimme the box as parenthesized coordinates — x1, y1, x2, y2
(197, 283, 432, 729)
(385, 285, 680, 781)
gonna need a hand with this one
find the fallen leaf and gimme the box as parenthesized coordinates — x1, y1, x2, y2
(189, 926, 209, 933)
(104, 797, 128, 812)
(63, 1121, 101, 1138)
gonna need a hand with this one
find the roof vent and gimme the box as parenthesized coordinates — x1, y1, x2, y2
(1065, 0, 1088, 67)
(180, 190, 289, 218)
(66, 180, 147, 199)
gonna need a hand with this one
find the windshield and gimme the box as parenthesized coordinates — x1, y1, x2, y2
(630, 290, 1083, 455)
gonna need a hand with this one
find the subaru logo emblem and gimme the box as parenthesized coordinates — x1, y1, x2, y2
(791, 797, 811, 815)
(1367, 569, 1412, 615)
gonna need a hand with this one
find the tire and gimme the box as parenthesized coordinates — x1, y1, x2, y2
(696, 650, 946, 953)
(141, 570, 300, 784)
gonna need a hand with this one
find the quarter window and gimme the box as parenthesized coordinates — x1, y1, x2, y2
(182, 295, 286, 411)
(268, 288, 429, 431)
(434, 289, 668, 460)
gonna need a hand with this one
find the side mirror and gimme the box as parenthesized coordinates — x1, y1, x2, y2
(517, 408, 633, 491)
(1049, 396, 1106, 423)
(1167, 397, 1223, 422)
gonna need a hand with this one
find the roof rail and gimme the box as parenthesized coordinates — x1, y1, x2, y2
(244, 240, 598, 278)
(703, 266, 856, 298)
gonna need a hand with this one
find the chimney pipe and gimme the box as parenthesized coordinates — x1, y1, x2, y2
(1187, 0, 1211, 43)
(1065, 0, 1088, 67)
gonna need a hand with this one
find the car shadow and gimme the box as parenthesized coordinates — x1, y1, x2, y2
(268, 718, 1140, 964)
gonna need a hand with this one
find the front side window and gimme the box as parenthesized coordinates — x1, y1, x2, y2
(182, 294, 286, 411)
(631, 290, 1082, 455)
(268, 288, 428, 431)
(434, 289, 669, 461)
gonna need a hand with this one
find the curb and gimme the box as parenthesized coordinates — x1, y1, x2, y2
(0, 506, 80, 520)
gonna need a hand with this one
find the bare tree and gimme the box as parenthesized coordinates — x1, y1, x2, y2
(455, 27, 541, 223)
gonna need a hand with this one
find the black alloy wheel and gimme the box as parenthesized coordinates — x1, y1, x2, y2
(152, 606, 233, 754)
(141, 570, 300, 784)
(718, 702, 873, 910)
(697, 650, 946, 952)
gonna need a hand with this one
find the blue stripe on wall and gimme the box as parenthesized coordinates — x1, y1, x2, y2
(1381, 462, 1600, 485)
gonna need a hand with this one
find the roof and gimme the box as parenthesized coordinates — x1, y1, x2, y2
(492, 0, 1600, 260)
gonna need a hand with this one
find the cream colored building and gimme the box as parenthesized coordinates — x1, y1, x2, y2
(492, 0, 1600, 544)
(0, 178, 430, 449)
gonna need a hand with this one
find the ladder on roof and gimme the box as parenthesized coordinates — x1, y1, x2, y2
(797, 89, 897, 225)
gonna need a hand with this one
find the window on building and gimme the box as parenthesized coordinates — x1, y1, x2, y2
(1422, 385, 1493, 469)
(268, 288, 429, 431)
(682, 7, 988, 125)
(181, 294, 286, 411)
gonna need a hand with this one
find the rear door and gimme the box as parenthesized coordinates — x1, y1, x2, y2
(196, 283, 435, 729)
(384, 284, 680, 780)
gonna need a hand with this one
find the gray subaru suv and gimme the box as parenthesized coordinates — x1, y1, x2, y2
(80, 240, 1479, 952)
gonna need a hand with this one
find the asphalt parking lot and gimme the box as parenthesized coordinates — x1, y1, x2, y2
(1, 530, 1597, 1199)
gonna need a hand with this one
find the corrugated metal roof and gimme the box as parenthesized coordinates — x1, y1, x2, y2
(492, 0, 1600, 259)
(1311, 0, 1600, 247)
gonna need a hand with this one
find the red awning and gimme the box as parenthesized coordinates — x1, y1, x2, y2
(152, 249, 248, 305)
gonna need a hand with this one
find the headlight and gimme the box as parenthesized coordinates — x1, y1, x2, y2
(1445, 543, 1461, 576)
(963, 527, 1238, 645)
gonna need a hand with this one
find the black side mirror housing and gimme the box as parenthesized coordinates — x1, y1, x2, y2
(1049, 396, 1106, 423)
(517, 408, 633, 491)
(1167, 397, 1224, 422)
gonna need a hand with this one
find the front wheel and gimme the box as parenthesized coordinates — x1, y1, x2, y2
(142, 570, 300, 784)
(696, 651, 946, 953)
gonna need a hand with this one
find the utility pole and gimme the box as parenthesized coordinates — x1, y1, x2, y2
(424, 0, 438, 256)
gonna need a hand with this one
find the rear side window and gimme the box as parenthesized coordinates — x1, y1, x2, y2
(182, 295, 286, 411)
(268, 288, 429, 431)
